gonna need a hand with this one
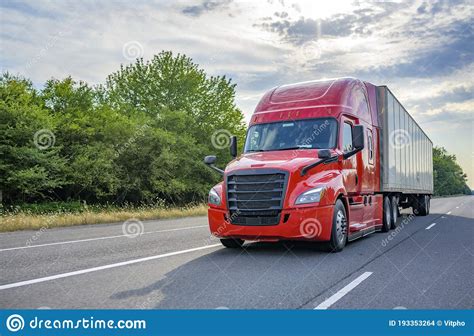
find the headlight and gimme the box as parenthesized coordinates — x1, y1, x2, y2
(295, 187, 324, 205)
(208, 188, 221, 205)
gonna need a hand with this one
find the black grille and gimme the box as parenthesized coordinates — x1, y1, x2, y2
(226, 170, 287, 226)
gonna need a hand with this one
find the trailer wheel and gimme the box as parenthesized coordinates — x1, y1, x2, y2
(413, 195, 430, 216)
(382, 196, 392, 232)
(220, 238, 244, 248)
(390, 196, 399, 229)
(326, 200, 348, 252)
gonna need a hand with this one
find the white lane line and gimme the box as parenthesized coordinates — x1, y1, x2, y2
(446, 211, 452, 215)
(456, 206, 459, 209)
(425, 223, 437, 230)
(314, 272, 373, 310)
(0, 244, 221, 291)
(0, 225, 208, 252)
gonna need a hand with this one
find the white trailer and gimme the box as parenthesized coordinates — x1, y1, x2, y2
(377, 86, 433, 215)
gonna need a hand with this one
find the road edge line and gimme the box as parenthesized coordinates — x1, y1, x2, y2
(0, 226, 208, 252)
(0, 244, 221, 291)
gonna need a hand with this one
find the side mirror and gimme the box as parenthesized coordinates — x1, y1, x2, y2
(352, 125, 365, 150)
(342, 125, 365, 160)
(203, 155, 224, 176)
(204, 155, 217, 165)
(230, 136, 237, 158)
(318, 149, 331, 159)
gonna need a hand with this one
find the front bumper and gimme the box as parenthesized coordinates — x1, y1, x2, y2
(208, 205, 334, 242)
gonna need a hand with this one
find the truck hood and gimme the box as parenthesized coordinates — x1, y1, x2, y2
(226, 149, 324, 173)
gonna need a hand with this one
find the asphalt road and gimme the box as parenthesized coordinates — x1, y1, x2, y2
(0, 195, 472, 309)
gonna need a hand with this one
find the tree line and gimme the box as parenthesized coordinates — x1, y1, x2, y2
(0, 51, 470, 208)
(1, 51, 246, 206)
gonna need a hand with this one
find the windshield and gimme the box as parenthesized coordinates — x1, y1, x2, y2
(244, 118, 337, 153)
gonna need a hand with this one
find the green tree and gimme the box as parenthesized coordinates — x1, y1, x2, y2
(104, 51, 246, 141)
(0, 73, 67, 203)
(41, 77, 133, 202)
(103, 51, 246, 203)
(433, 146, 471, 196)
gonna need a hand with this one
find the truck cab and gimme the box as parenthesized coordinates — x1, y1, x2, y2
(204, 77, 431, 252)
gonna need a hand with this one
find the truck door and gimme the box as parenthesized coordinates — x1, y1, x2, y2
(341, 118, 358, 194)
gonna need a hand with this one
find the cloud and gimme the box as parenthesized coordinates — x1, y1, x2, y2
(255, 15, 358, 45)
(0, 0, 56, 19)
(181, 0, 232, 17)
(415, 0, 467, 16)
(254, 2, 410, 45)
(424, 100, 473, 118)
(409, 85, 473, 109)
(358, 34, 473, 79)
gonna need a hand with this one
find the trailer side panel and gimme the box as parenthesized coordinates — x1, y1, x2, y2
(376, 86, 433, 194)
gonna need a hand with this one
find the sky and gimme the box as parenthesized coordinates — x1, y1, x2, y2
(1, 0, 473, 187)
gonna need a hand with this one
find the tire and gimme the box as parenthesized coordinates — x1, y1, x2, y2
(382, 196, 392, 232)
(326, 200, 348, 252)
(390, 196, 399, 229)
(220, 238, 244, 248)
(414, 195, 429, 216)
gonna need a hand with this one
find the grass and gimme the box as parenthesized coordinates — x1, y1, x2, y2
(0, 204, 208, 233)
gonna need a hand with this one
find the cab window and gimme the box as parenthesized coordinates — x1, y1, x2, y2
(342, 122, 353, 152)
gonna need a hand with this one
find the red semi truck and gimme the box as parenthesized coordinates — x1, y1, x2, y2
(204, 78, 433, 252)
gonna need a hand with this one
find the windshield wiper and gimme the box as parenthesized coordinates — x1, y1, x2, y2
(246, 149, 265, 152)
(300, 154, 338, 176)
(247, 146, 312, 152)
(274, 146, 313, 151)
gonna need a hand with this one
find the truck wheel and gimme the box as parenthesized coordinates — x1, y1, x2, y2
(382, 196, 392, 232)
(220, 238, 244, 248)
(326, 200, 348, 252)
(414, 195, 429, 216)
(390, 196, 399, 229)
